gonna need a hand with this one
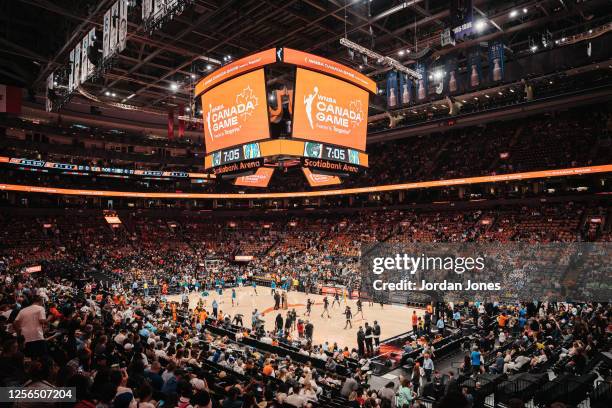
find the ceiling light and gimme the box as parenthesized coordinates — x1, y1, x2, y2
(127, 93, 135, 99)
(523, 8, 527, 14)
(509, 89, 515, 93)
(509, 10, 518, 18)
(461, 100, 467, 103)
(358, 65, 363, 69)
(474, 19, 488, 33)
(549, 80, 553, 84)
(498, 91, 503, 95)
(185, 107, 191, 112)
(206, 64, 212, 70)
(53, 81, 58, 86)
(530, 45, 538, 53)
(170, 82, 179, 91)
(104, 91, 110, 96)
(198, 109, 203, 115)
(474, 97, 479, 100)
(589, 29, 593, 34)
(190, 73, 196, 79)
(485, 94, 490, 98)
(111, 92, 117, 97)
(398, 50, 405, 56)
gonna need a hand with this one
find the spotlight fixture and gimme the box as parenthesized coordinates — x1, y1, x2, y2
(398, 50, 405, 56)
(509, 10, 518, 18)
(339, 37, 421, 79)
(206, 64, 212, 70)
(111, 92, 116, 97)
(170, 82, 179, 91)
(104, 91, 110, 96)
(523, 8, 527, 14)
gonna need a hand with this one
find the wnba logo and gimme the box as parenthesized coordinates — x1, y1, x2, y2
(303, 86, 318, 129)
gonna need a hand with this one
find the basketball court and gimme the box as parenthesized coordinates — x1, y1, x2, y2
(167, 286, 424, 349)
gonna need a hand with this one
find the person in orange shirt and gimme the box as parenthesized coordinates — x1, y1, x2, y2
(199, 309, 207, 324)
(162, 282, 168, 295)
(498, 313, 509, 328)
(171, 303, 177, 321)
(262, 360, 274, 376)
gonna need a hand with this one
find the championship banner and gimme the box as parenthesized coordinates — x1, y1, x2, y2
(153, 0, 164, 17)
(488, 40, 505, 82)
(431, 64, 446, 96)
(102, 9, 110, 59)
(118, 0, 128, 53)
(233, 167, 274, 188)
(80, 30, 89, 83)
(415, 62, 428, 101)
(88, 28, 97, 77)
(68, 50, 75, 92)
(385, 71, 399, 109)
(302, 168, 342, 187)
(399, 73, 413, 106)
(45, 74, 54, 112)
(293, 68, 368, 151)
(142, 0, 153, 21)
(451, 0, 473, 41)
(446, 57, 459, 94)
(74, 43, 81, 88)
(168, 108, 174, 140)
(0, 85, 22, 114)
(468, 48, 482, 88)
(201, 68, 270, 152)
(109, 1, 119, 57)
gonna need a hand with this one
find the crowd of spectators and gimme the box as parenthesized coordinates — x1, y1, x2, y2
(0, 199, 610, 408)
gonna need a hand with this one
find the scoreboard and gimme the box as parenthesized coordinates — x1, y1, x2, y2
(194, 47, 376, 182)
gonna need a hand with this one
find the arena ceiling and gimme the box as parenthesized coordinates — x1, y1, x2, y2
(1, 0, 610, 115)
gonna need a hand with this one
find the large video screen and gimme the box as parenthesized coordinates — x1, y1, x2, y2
(293, 68, 369, 151)
(201, 69, 270, 153)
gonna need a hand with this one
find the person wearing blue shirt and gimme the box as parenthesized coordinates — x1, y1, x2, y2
(471, 347, 482, 374)
(453, 310, 461, 329)
(437, 316, 445, 335)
